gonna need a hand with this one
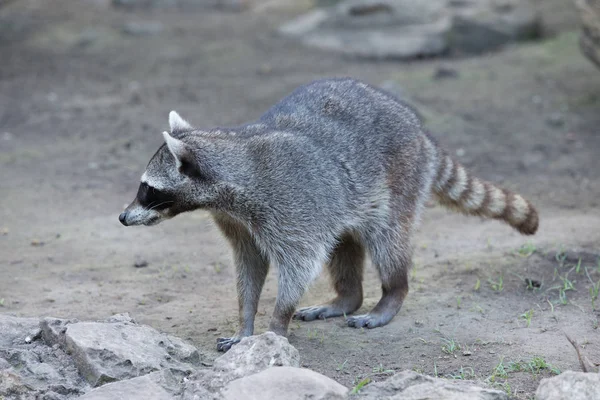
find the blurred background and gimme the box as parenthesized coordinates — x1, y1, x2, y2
(1, 0, 599, 398)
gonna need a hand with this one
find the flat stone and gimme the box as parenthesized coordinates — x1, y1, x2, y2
(280, 0, 541, 59)
(78, 370, 177, 400)
(64, 317, 202, 386)
(356, 370, 507, 399)
(0, 315, 41, 347)
(221, 366, 348, 400)
(536, 371, 600, 400)
(0, 315, 86, 400)
(182, 332, 300, 398)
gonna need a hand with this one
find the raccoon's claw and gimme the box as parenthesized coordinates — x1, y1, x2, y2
(346, 314, 388, 329)
(216, 337, 241, 352)
(293, 306, 326, 321)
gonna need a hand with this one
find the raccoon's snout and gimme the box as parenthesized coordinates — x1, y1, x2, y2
(119, 212, 128, 226)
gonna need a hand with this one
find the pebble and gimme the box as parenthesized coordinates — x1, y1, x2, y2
(134, 257, 149, 268)
(433, 66, 459, 80)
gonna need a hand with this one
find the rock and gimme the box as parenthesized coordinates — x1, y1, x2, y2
(433, 66, 459, 80)
(41, 317, 77, 348)
(575, 0, 600, 70)
(134, 256, 149, 268)
(112, 0, 249, 11)
(0, 315, 41, 347)
(122, 21, 164, 36)
(355, 370, 507, 399)
(535, 371, 600, 400)
(212, 332, 300, 380)
(0, 370, 35, 399)
(63, 316, 202, 386)
(78, 370, 179, 400)
(546, 112, 565, 127)
(182, 332, 300, 398)
(449, 0, 540, 54)
(0, 316, 87, 399)
(221, 366, 347, 400)
(279, 0, 541, 59)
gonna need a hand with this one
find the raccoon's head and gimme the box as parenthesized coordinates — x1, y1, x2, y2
(119, 111, 219, 227)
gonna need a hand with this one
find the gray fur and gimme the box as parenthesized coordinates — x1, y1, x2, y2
(119, 78, 538, 351)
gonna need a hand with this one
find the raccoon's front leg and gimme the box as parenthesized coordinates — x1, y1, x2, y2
(214, 219, 269, 352)
(294, 234, 365, 321)
(269, 257, 324, 336)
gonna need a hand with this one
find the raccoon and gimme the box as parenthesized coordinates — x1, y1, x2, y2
(119, 78, 538, 351)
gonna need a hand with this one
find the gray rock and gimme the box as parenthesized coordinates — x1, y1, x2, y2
(546, 112, 565, 127)
(535, 371, 600, 400)
(0, 370, 35, 399)
(355, 370, 507, 399)
(182, 332, 300, 398)
(575, 0, 600, 70)
(0, 314, 41, 347)
(112, 0, 248, 11)
(279, 0, 541, 59)
(63, 317, 202, 386)
(0, 315, 86, 400)
(77, 370, 179, 400)
(41, 316, 77, 348)
(221, 366, 347, 400)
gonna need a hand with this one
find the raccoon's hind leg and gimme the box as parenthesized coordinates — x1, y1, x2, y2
(293, 233, 365, 321)
(214, 215, 269, 352)
(347, 225, 411, 329)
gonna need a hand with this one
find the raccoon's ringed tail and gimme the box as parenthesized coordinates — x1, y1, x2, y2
(433, 153, 539, 235)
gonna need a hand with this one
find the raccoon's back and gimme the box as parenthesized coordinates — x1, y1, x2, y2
(257, 78, 421, 147)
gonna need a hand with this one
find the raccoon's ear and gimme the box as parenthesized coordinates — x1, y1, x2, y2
(169, 110, 192, 133)
(162, 131, 197, 176)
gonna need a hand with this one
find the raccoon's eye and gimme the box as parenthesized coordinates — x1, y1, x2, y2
(137, 182, 175, 210)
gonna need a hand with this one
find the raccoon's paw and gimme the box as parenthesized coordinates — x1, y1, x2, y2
(346, 314, 391, 329)
(216, 336, 241, 352)
(293, 305, 342, 321)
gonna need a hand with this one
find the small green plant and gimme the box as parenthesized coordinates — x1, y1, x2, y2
(488, 275, 504, 292)
(470, 304, 485, 314)
(501, 382, 512, 396)
(474, 278, 481, 291)
(575, 258, 583, 274)
(336, 359, 348, 372)
(520, 309, 534, 327)
(488, 357, 508, 382)
(372, 363, 394, 374)
(456, 296, 462, 309)
(507, 357, 561, 376)
(447, 366, 475, 380)
(589, 280, 600, 310)
(560, 272, 575, 292)
(527, 357, 561, 376)
(507, 360, 523, 372)
(555, 246, 567, 267)
(350, 377, 371, 394)
(441, 337, 460, 355)
(558, 289, 568, 305)
(516, 242, 536, 257)
(0, 298, 4, 307)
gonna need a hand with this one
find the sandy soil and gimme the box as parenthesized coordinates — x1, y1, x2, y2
(1, 0, 599, 398)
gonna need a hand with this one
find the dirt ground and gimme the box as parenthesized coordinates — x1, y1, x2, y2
(1, 0, 599, 398)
